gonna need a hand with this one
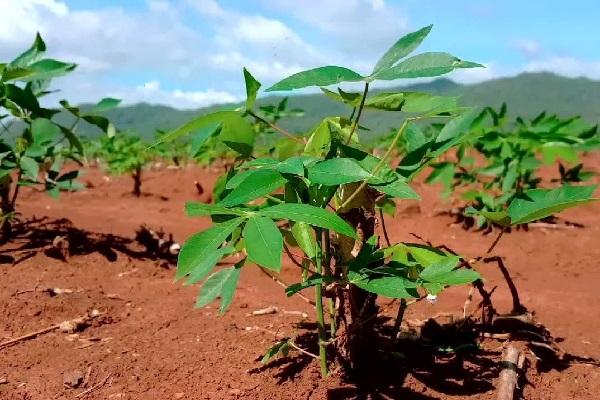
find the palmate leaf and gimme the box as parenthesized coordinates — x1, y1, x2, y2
(507, 185, 598, 225)
(9, 33, 46, 69)
(31, 118, 60, 145)
(420, 261, 480, 285)
(372, 25, 433, 74)
(373, 52, 483, 80)
(184, 246, 236, 286)
(185, 202, 244, 217)
(219, 169, 287, 207)
(261, 339, 291, 364)
(307, 158, 373, 186)
(371, 178, 420, 200)
(259, 203, 356, 239)
(266, 66, 364, 92)
(348, 270, 419, 299)
(365, 92, 458, 114)
(156, 110, 237, 144)
(195, 262, 242, 314)
(10, 59, 77, 83)
(244, 216, 283, 272)
(176, 217, 244, 280)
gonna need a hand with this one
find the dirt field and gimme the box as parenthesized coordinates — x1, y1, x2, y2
(1, 160, 599, 400)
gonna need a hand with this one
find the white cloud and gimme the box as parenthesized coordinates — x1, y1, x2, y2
(263, 0, 409, 62)
(524, 57, 600, 80)
(515, 39, 542, 57)
(131, 80, 238, 108)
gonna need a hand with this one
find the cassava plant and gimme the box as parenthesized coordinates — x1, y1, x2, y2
(427, 105, 599, 229)
(96, 132, 154, 197)
(0, 34, 117, 240)
(162, 25, 600, 378)
(161, 25, 491, 376)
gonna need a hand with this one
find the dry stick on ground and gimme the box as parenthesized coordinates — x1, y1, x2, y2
(257, 267, 315, 306)
(74, 373, 112, 399)
(0, 312, 99, 350)
(496, 346, 522, 400)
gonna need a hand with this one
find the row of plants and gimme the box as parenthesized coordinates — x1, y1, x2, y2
(0, 34, 117, 241)
(3, 28, 598, 382)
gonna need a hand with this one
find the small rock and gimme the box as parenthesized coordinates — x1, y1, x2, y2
(229, 389, 242, 396)
(63, 370, 84, 388)
(174, 393, 185, 399)
(0, 377, 7, 384)
(108, 393, 124, 399)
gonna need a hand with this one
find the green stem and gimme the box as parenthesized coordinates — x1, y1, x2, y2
(337, 118, 414, 213)
(322, 230, 336, 337)
(314, 229, 328, 377)
(247, 110, 305, 144)
(346, 82, 369, 144)
(301, 259, 309, 282)
(328, 298, 336, 337)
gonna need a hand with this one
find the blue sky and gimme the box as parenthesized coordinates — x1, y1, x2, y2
(1, 0, 599, 108)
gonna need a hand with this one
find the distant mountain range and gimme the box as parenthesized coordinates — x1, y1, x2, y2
(83, 72, 600, 141)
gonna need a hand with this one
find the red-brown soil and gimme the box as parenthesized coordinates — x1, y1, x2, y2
(1, 160, 600, 400)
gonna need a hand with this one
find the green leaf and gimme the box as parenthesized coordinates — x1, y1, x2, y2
(307, 158, 372, 186)
(365, 92, 458, 113)
(421, 264, 480, 286)
(507, 185, 598, 225)
(371, 177, 420, 200)
(304, 119, 332, 157)
(11, 59, 77, 82)
(244, 216, 283, 272)
(373, 52, 483, 80)
(185, 202, 244, 217)
(290, 221, 317, 258)
(9, 33, 46, 69)
(219, 169, 287, 207)
(177, 218, 244, 280)
(31, 118, 60, 145)
(266, 66, 363, 92)
(219, 113, 255, 155)
(261, 339, 291, 364)
(285, 274, 325, 296)
(259, 203, 356, 239)
(157, 110, 237, 144)
(19, 156, 39, 181)
(372, 25, 433, 74)
(348, 271, 419, 299)
(195, 264, 242, 314)
(184, 246, 236, 285)
(243, 68, 261, 109)
(91, 97, 121, 113)
(434, 109, 480, 152)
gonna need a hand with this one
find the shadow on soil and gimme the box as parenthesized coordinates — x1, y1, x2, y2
(0, 216, 178, 265)
(252, 316, 599, 400)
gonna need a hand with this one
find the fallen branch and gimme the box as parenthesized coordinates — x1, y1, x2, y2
(0, 310, 101, 350)
(74, 373, 112, 399)
(497, 345, 521, 400)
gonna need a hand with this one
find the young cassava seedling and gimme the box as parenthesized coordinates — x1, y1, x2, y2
(0, 34, 118, 240)
(161, 25, 598, 377)
(161, 25, 486, 376)
(95, 133, 154, 197)
(427, 105, 599, 229)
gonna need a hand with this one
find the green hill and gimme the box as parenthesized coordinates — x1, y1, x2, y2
(85, 72, 600, 140)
